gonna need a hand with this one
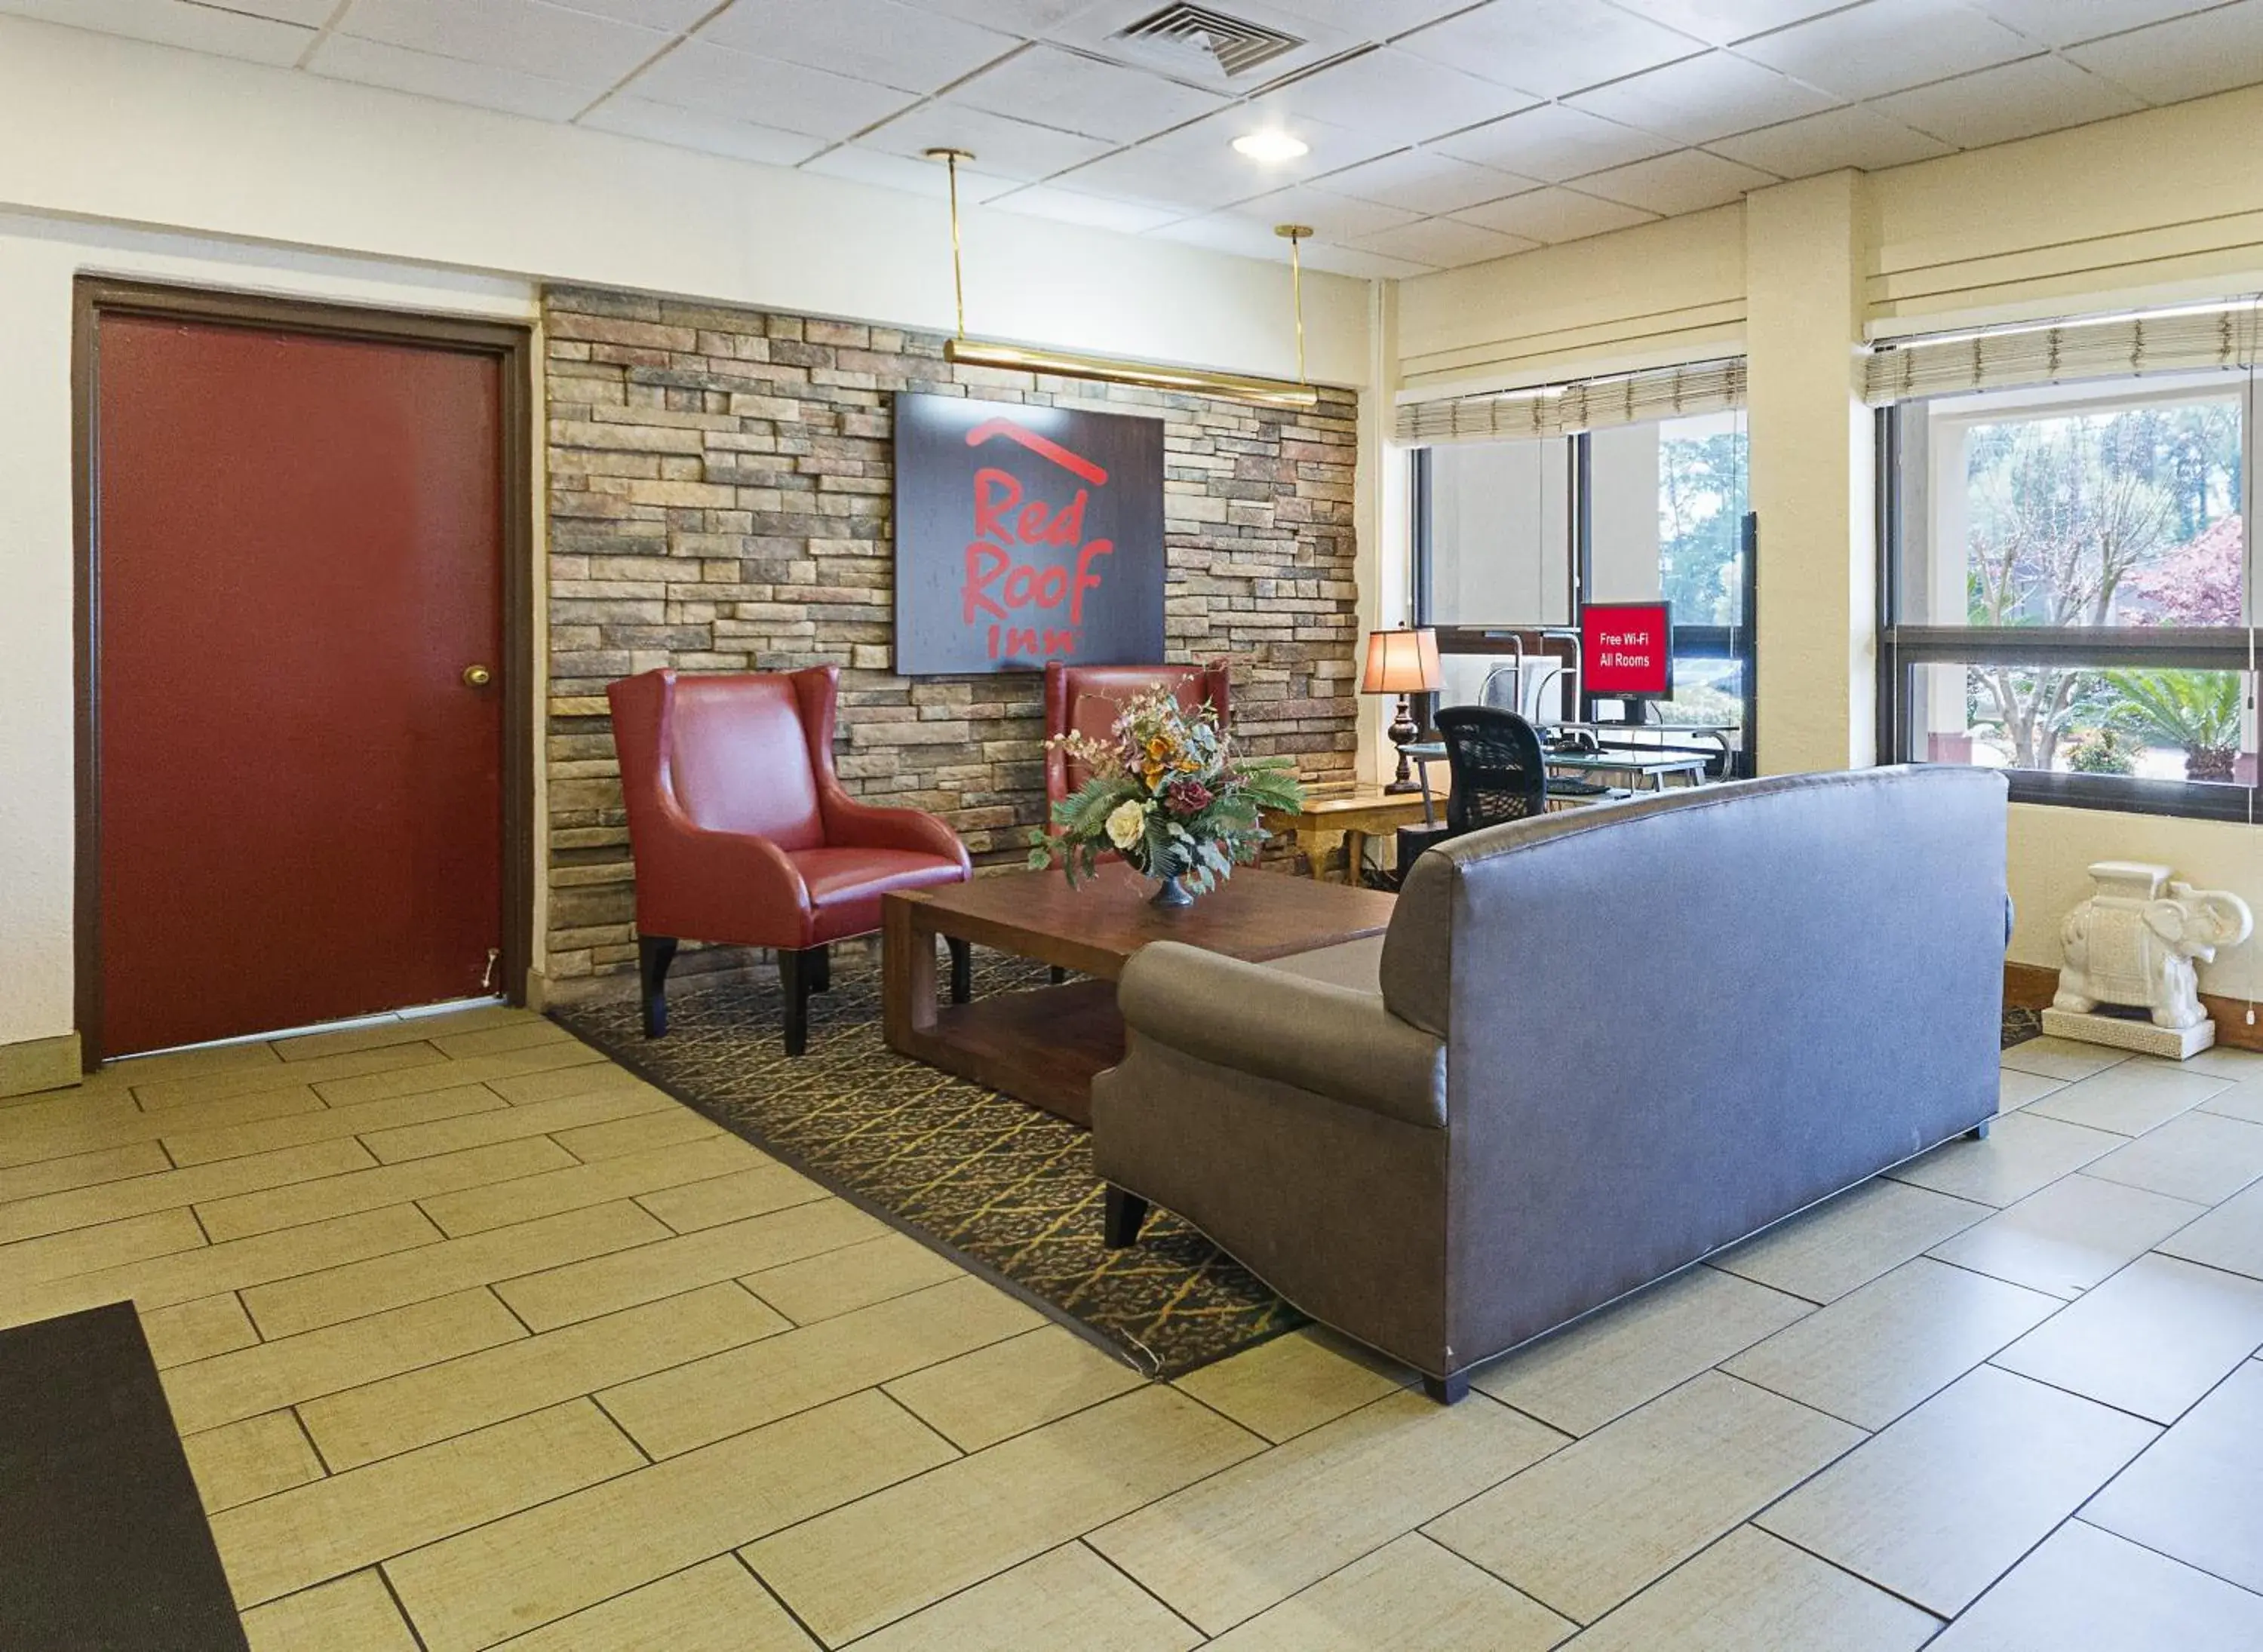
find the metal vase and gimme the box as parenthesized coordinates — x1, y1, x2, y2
(1150, 873, 1195, 909)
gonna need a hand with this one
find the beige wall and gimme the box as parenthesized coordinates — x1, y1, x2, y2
(1395, 83, 2263, 1001)
(1868, 84, 2263, 332)
(0, 17, 1377, 1054)
(1398, 206, 1746, 398)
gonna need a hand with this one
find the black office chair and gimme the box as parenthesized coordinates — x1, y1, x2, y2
(1435, 705, 1549, 836)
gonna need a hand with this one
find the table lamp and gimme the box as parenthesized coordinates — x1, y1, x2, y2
(1362, 627, 1442, 794)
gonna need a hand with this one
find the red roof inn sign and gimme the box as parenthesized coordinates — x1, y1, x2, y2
(892, 392, 1166, 676)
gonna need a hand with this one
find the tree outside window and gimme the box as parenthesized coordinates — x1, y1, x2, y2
(1955, 398, 2246, 778)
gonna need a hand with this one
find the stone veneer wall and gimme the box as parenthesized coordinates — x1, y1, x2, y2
(541, 285, 1362, 996)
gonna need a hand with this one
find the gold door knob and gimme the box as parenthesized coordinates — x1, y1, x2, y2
(462, 664, 494, 689)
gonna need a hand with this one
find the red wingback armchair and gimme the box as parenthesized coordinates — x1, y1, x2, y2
(607, 667, 971, 1055)
(1043, 660, 1233, 808)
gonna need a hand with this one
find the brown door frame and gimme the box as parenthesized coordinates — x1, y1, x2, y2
(72, 277, 539, 1069)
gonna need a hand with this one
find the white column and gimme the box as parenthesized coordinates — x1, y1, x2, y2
(1746, 171, 1877, 774)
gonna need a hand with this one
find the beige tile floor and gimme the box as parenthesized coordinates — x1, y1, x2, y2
(5, 1015, 2263, 1648)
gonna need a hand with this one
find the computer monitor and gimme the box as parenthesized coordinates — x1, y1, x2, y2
(1580, 602, 1673, 702)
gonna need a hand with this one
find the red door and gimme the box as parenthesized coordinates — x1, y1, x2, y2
(94, 312, 506, 1057)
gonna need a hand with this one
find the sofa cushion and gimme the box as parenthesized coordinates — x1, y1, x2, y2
(1265, 936, 1384, 995)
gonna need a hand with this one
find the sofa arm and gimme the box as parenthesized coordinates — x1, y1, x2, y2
(1115, 943, 1446, 1128)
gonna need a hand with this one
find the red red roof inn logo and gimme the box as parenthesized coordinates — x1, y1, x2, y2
(894, 393, 1165, 676)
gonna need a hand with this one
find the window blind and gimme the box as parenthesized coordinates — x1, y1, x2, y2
(1396, 357, 1746, 445)
(1863, 300, 2262, 405)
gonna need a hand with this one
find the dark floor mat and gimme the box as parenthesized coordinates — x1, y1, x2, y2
(0, 1300, 249, 1650)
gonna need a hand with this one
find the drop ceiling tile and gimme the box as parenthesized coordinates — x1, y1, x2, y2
(1452, 186, 1659, 243)
(1257, 0, 1483, 38)
(1045, 0, 1359, 88)
(698, 0, 1021, 93)
(1312, 148, 1546, 215)
(309, 33, 597, 118)
(1604, 0, 1859, 46)
(1298, 241, 1439, 279)
(1575, 146, 1777, 213)
(2066, 1, 2263, 106)
(341, 0, 671, 87)
(625, 38, 921, 137)
(578, 96, 831, 164)
(797, 145, 1024, 202)
(1054, 104, 1387, 211)
(548, 0, 716, 27)
(1398, 0, 1710, 97)
(859, 103, 1115, 180)
(1733, 0, 2042, 101)
(902, 0, 1094, 32)
(1435, 102, 1678, 181)
(1709, 103, 1953, 174)
(1152, 213, 1316, 260)
(1226, 184, 1423, 241)
(949, 41, 1230, 142)
(1873, 52, 2146, 147)
(1351, 215, 1538, 267)
(1051, 147, 1276, 214)
(195, 0, 333, 24)
(1253, 47, 1538, 146)
(1971, 0, 2227, 48)
(1569, 48, 1844, 143)
(987, 183, 1184, 232)
(0, 0, 316, 64)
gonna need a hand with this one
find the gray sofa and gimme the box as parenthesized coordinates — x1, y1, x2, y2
(1091, 766, 2009, 1402)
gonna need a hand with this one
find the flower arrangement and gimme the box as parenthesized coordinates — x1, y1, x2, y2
(1027, 685, 1306, 905)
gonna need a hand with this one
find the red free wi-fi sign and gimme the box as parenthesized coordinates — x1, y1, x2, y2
(892, 392, 1166, 676)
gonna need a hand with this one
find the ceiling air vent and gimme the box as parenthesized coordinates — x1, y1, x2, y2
(1110, 4, 1306, 80)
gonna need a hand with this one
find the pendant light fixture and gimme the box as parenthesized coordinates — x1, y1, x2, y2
(925, 147, 1321, 410)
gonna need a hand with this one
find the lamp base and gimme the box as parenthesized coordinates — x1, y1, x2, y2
(1383, 698, 1424, 794)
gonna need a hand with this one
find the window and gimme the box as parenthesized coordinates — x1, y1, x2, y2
(1881, 367, 2258, 818)
(1411, 383, 1753, 775)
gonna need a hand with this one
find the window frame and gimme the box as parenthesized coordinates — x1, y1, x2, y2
(1412, 425, 1760, 777)
(1875, 383, 2260, 823)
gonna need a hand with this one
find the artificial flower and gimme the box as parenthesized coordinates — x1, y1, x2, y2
(1104, 800, 1148, 850)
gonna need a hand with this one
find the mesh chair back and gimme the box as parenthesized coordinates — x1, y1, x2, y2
(1437, 705, 1548, 834)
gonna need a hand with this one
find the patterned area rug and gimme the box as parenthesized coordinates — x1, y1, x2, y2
(557, 957, 2047, 1380)
(551, 952, 1304, 1380)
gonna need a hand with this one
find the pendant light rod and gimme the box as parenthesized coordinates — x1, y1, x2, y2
(1275, 223, 1313, 385)
(925, 146, 975, 340)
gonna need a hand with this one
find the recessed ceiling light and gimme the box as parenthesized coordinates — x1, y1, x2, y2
(1232, 130, 1309, 164)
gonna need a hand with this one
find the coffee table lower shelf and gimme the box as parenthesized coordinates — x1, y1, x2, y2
(889, 977, 1122, 1128)
(883, 864, 1396, 1128)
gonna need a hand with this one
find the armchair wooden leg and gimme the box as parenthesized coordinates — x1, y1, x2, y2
(637, 935, 677, 1039)
(1103, 1186, 1148, 1248)
(947, 937, 972, 1006)
(779, 947, 815, 1058)
(1422, 1373, 1469, 1406)
(1049, 965, 1067, 985)
(808, 943, 831, 994)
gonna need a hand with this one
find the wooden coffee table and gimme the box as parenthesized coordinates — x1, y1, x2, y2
(883, 862, 1395, 1126)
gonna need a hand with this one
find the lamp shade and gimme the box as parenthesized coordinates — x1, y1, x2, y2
(1361, 628, 1442, 695)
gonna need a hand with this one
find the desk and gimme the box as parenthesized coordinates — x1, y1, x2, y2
(1405, 740, 1707, 796)
(1264, 788, 1436, 883)
(1545, 749, 1709, 789)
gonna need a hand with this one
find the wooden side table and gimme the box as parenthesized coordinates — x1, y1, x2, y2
(1264, 787, 1439, 883)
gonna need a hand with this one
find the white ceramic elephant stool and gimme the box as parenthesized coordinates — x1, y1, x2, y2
(2053, 861, 2252, 1033)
